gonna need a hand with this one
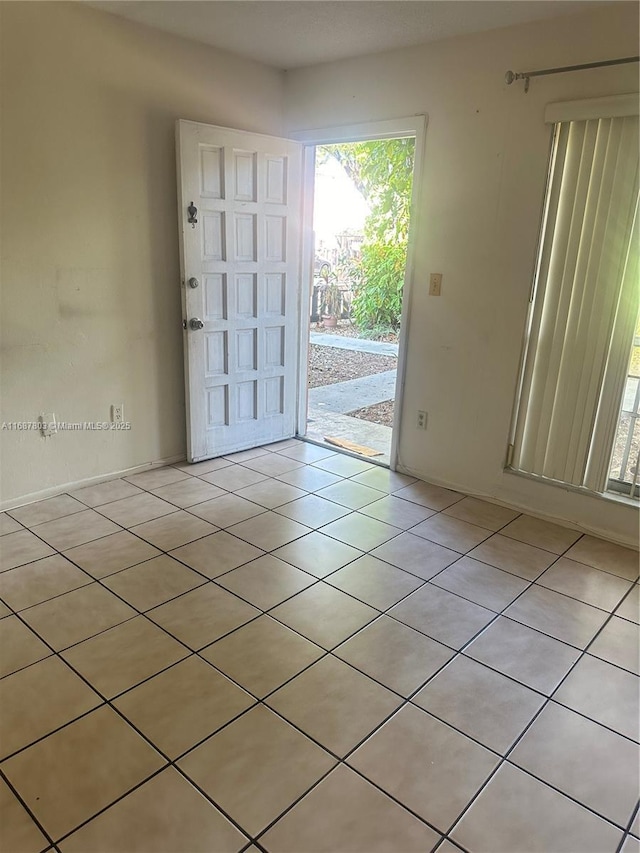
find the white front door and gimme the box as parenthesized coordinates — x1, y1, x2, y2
(176, 120, 303, 462)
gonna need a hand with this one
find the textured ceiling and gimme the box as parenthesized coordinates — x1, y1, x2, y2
(86, 1, 609, 70)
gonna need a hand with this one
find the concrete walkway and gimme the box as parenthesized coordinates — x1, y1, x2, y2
(306, 410, 393, 465)
(309, 332, 399, 357)
(307, 331, 397, 463)
(308, 370, 397, 414)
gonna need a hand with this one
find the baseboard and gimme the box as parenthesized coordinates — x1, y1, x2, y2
(1, 455, 186, 512)
(395, 463, 639, 551)
(3, 449, 637, 551)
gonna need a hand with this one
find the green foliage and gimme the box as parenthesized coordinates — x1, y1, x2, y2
(352, 242, 406, 331)
(355, 323, 398, 341)
(318, 138, 414, 331)
(317, 138, 414, 243)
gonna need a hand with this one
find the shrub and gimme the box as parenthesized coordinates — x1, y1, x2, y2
(351, 241, 406, 330)
(318, 138, 414, 333)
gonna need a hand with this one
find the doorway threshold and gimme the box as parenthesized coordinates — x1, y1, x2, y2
(304, 410, 392, 467)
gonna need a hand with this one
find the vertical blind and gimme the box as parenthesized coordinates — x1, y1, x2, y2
(512, 105, 639, 491)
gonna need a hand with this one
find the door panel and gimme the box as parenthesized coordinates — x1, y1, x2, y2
(176, 121, 303, 462)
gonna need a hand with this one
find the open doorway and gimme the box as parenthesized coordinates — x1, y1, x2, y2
(304, 135, 416, 466)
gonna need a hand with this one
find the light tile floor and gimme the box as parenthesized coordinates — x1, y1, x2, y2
(0, 438, 638, 853)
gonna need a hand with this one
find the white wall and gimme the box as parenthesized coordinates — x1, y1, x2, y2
(285, 3, 640, 546)
(0, 2, 284, 505)
(2, 2, 637, 546)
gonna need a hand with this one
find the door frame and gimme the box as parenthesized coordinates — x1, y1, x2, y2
(290, 116, 427, 471)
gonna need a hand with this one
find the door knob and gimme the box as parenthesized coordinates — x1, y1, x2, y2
(189, 318, 204, 331)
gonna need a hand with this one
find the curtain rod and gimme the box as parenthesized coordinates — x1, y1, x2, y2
(505, 56, 640, 92)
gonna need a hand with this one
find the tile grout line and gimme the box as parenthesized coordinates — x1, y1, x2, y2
(2, 660, 635, 846)
(1, 479, 512, 847)
(159, 509, 640, 839)
(2, 605, 259, 849)
(3, 480, 637, 719)
(0, 765, 58, 852)
(3, 488, 637, 695)
(6, 459, 634, 592)
(1, 447, 637, 848)
(617, 802, 640, 853)
(3, 528, 634, 796)
(310, 526, 636, 844)
(441, 530, 639, 844)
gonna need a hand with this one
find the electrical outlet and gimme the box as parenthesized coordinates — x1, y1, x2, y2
(111, 404, 124, 424)
(429, 273, 442, 296)
(417, 410, 427, 430)
(40, 413, 57, 437)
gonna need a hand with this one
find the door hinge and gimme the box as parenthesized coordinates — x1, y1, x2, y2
(506, 443, 515, 467)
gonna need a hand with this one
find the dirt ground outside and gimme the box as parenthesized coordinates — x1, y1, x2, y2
(349, 400, 395, 427)
(308, 346, 396, 389)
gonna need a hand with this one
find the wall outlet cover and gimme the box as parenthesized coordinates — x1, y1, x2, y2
(429, 273, 442, 296)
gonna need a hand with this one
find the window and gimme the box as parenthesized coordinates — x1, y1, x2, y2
(608, 319, 640, 498)
(510, 94, 639, 497)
